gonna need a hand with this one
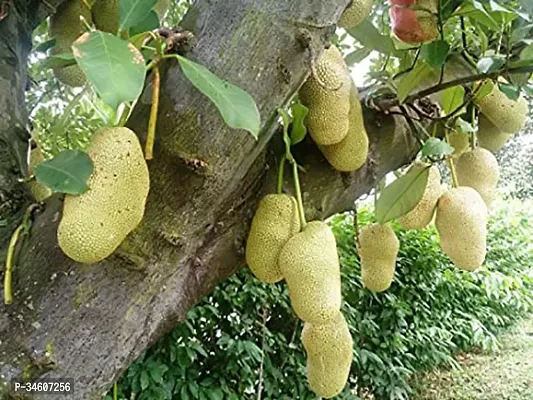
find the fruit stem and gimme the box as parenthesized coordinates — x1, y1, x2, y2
(3, 225, 23, 305)
(145, 65, 161, 160)
(291, 160, 307, 229)
(277, 156, 286, 194)
(445, 131, 459, 188)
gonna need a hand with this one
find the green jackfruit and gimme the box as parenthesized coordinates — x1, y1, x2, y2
(358, 223, 399, 292)
(302, 312, 353, 399)
(477, 115, 512, 152)
(28, 148, 52, 202)
(92, 0, 119, 34)
(447, 131, 470, 158)
(58, 127, 150, 264)
(279, 221, 341, 324)
(245, 194, 301, 283)
(456, 147, 500, 207)
(435, 187, 487, 271)
(318, 82, 369, 172)
(299, 46, 352, 145)
(338, 0, 374, 29)
(475, 85, 528, 134)
(398, 163, 441, 230)
(49, 0, 92, 87)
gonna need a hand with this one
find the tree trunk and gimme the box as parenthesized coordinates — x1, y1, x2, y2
(0, 1, 418, 398)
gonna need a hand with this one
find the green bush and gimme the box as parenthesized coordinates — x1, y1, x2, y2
(110, 201, 533, 400)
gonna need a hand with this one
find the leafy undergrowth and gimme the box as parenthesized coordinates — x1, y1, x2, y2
(412, 318, 533, 400)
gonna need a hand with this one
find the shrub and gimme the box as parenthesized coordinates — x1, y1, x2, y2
(109, 201, 533, 400)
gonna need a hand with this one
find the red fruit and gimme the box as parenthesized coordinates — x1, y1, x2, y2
(388, 0, 417, 6)
(389, 0, 438, 44)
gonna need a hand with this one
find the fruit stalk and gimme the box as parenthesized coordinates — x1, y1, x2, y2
(292, 160, 307, 229)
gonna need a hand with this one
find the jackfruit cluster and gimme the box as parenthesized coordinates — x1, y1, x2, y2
(245, 194, 300, 283)
(299, 46, 352, 145)
(358, 223, 399, 292)
(279, 221, 342, 324)
(49, 0, 92, 87)
(338, 0, 374, 29)
(318, 82, 369, 172)
(435, 187, 488, 271)
(28, 148, 52, 202)
(397, 163, 441, 229)
(477, 115, 512, 152)
(456, 147, 500, 207)
(389, 0, 439, 44)
(58, 127, 150, 264)
(302, 312, 353, 399)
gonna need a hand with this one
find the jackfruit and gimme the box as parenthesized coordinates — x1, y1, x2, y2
(299, 46, 352, 145)
(245, 194, 301, 283)
(475, 85, 528, 134)
(358, 223, 399, 292)
(456, 147, 500, 207)
(49, 0, 92, 87)
(397, 163, 441, 229)
(389, 0, 439, 44)
(338, 0, 373, 29)
(447, 131, 470, 158)
(278, 221, 341, 324)
(58, 127, 150, 264)
(28, 148, 52, 202)
(318, 82, 369, 172)
(477, 115, 512, 152)
(92, 0, 119, 34)
(435, 187, 487, 271)
(302, 312, 353, 399)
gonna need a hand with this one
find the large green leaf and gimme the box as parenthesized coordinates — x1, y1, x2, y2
(119, 0, 157, 31)
(72, 31, 146, 110)
(421, 138, 454, 157)
(396, 61, 433, 103)
(375, 166, 430, 224)
(34, 150, 93, 195)
(421, 40, 450, 69)
(346, 19, 397, 56)
(441, 86, 465, 115)
(177, 55, 261, 138)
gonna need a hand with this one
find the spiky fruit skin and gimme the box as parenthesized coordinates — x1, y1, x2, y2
(456, 148, 500, 207)
(28, 148, 52, 202)
(398, 163, 441, 229)
(302, 312, 353, 399)
(338, 0, 374, 29)
(389, 0, 439, 44)
(279, 221, 341, 324)
(318, 82, 369, 172)
(477, 115, 512, 152)
(299, 46, 351, 145)
(475, 85, 528, 134)
(359, 223, 399, 292)
(447, 131, 470, 158)
(49, 0, 92, 87)
(92, 0, 119, 34)
(245, 194, 301, 283)
(435, 187, 488, 271)
(58, 127, 150, 264)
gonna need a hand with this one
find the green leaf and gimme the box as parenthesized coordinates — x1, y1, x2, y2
(421, 138, 454, 157)
(441, 86, 465, 115)
(39, 52, 76, 71)
(290, 103, 308, 145)
(345, 47, 373, 66)
(456, 118, 475, 134)
(72, 31, 146, 110)
(34, 150, 93, 195)
(177, 55, 261, 138)
(119, 0, 157, 31)
(420, 40, 450, 69)
(346, 19, 397, 56)
(34, 38, 56, 53)
(375, 165, 430, 224)
(474, 80, 494, 101)
(396, 61, 432, 103)
(477, 56, 505, 73)
(206, 388, 224, 400)
(498, 83, 520, 101)
(129, 11, 160, 37)
(139, 370, 150, 391)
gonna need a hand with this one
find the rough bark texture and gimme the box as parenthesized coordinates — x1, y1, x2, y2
(0, 1, 418, 398)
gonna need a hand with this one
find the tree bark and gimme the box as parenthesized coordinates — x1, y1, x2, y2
(0, 1, 418, 398)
